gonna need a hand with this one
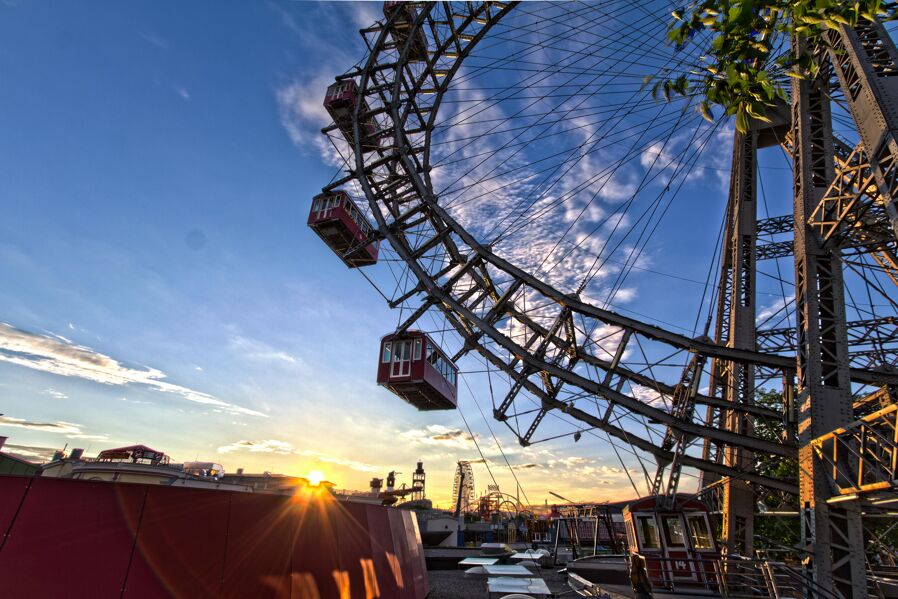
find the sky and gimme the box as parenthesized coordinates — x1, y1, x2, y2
(0, 1, 806, 508)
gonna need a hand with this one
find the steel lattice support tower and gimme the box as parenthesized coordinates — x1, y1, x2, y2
(792, 35, 866, 598)
(721, 130, 758, 556)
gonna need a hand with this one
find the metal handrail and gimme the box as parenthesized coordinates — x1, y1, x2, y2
(629, 554, 844, 599)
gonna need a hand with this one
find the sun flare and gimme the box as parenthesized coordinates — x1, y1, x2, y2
(308, 470, 325, 486)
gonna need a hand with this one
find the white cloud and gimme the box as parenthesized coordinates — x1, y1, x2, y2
(218, 439, 294, 454)
(0, 415, 83, 434)
(44, 388, 67, 400)
(228, 336, 302, 366)
(2, 444, 58, 462)
(0, 415, 108, 441)
(629, 384, 670, 409)
(757, 294, 795, 326)
(176, 87, 191, 100)
(305, 450, 381, 474)
(348, 2, 383, 30)
(276, 77, 335, 149)
(217, 439, 381, 473)
(139, 32, 169, 50)
(401, 424, 477, 450)
(0, 323, 266, 417)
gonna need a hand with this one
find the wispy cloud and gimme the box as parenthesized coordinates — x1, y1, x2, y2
(0, 323, 266, 417)
(175, 87, 191, 101)
(272, 5, 365, 170)
(276, 75, 345, 163)
(757, 294, 795, 327)
(513, 463, 539, 470)
(44, 388, 67, 400)
(229, 336, 302, 367)
(2, 444, 58, 462)
(402, 425, 477, 450)
(217, 439, 381, 473)
(139, 31, 169, 50)
(218, 439, 294, 454)
(0, 415, 108, 440)
(0, 415, 82, 434)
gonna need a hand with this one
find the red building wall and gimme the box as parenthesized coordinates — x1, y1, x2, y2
(0, 476, 427, 599)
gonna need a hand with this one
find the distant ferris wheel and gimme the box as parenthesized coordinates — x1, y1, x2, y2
(451, 461, 475, 514)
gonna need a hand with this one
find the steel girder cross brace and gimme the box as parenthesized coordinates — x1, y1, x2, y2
(826, 22, 898, 244)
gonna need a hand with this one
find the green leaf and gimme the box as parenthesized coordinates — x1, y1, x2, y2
(736, 109, 750, 134)
(699, 101, 715, 122)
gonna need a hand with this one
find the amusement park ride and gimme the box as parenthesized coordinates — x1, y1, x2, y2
(369, 461, 427, 506)
(307, 2, 898, 597)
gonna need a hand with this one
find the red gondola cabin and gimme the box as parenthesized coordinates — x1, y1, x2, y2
(323, 80, 380, 152)
(623, 495, 719, 591)
(308, 191, 379, 267)
(383, 2, 428, 62)
(377, 331, 458, 410)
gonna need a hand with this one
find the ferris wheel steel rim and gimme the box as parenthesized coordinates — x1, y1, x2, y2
(348, 1, 794, 492)
(330, 1, 898, 496)
(351, 3, 896, 384)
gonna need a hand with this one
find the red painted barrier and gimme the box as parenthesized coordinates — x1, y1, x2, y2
(0, 477, 146, 599)
(0, 476, 427, 599)
(363, 503, 403, 599)
(0, 476, 31, 549)
(123, 486, 231, 599)
(401, 510, 428, 599)
(222, 492, 296, 599)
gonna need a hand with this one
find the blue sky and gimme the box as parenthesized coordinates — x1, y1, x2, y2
(0, 1, 800, 506)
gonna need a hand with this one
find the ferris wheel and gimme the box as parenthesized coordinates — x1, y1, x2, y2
(309, 2, 898, 594)
(451, 460, 475, 514)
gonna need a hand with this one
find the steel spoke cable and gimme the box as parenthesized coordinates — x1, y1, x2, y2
(428, 3, 672, 184)
(484, 44, 700, 246)
(433, 33, 670, 202)
(435, 106, 694, 215)
(437, 1, 652, 134)
(582, 117, 714, 298)
(598, 119, 724, 307)
(438, 20, 690, 215)
(461, 375, 535, 509)
(540, 111, 707, 293)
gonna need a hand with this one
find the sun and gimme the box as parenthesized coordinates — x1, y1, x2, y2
(307, 470, 325, 486)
